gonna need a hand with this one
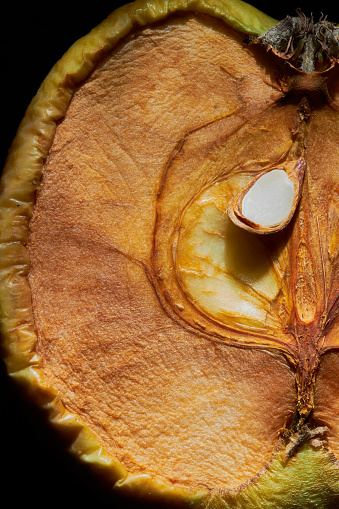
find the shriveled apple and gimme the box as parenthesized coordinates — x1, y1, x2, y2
(2, 1, 339, 508)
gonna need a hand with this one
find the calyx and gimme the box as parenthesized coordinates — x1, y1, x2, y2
(253, 10, 339, 73)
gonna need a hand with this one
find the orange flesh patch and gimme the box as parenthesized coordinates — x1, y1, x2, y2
(28, 14, 298, 489)
(313, 352, 339, 459)
(30, 236, 296, 488)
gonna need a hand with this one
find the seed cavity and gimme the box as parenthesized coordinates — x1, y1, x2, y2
(175, 179, 281, 332)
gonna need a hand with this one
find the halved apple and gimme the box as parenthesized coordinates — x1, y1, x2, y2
(2, 1, 339, 507)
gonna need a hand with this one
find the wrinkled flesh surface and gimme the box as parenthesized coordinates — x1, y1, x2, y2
(241, 169, 295, 227)
(27, 13, 339, 489)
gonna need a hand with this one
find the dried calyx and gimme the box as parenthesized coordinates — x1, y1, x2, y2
(253, 10, 339, 73)
(228, 157, 306, 234)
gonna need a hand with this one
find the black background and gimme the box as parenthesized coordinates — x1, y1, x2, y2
(2, 1, 339, 507)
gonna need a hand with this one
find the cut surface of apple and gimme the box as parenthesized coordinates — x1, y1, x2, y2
(2, 1, 339, 508)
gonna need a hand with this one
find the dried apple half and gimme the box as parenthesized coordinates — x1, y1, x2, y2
(3, 0, 339, 507)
